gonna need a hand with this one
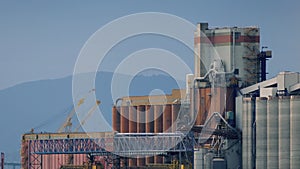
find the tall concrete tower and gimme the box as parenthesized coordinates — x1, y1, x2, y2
(194, 23, 260, 87)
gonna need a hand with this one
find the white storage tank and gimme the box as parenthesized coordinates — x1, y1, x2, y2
(290, 96, 300, 169)
(194, 148, 207, 169)
(255, 97, 267, 169)
(278, 96, 290, 169)
(204, 152, 214, 169)
(267, 97, 279, 169)
(242, 98, 249, 169)
(247, 98, 254, 169)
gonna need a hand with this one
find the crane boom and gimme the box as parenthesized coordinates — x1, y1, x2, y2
(75, 100, 101, 132)
(57, 89, 95, 133)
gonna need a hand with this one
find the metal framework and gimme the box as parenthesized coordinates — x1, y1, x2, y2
(29, 138, 111, 155)
(114, 133, 194, 156)
(27, 132, 194, 169)
(194, 112, 240, 145)
(26, 112, 240, 169)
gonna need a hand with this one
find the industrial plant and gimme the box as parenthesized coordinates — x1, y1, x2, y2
(18, 23, 300, 169)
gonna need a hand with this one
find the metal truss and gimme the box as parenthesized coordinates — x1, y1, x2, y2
(195, 112, 240, 144)
(193, 112, 241, 154)
(28, 142, 42, 169)
(113, 133, 194, 156)
(29, 132, 193, 155)
(29, 137, 112, 155)
(27, 132, 194, 168)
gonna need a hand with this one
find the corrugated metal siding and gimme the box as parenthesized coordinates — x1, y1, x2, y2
(256, 97, 267, 169)
(279, 96, 290, 169)
(267, 97, 278, 169)
(242, 95, 300, 169)
(290, 96, 300, 169)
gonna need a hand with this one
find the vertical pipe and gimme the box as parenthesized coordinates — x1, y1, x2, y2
(195, 88, 201, 125)
(290, 96, 300, 169)
(190, 87, 194, 125)
(255, 97, 267, 169)
(145, 105, 154, 165)
(163, 104, 172, 132)
(171, 104, 180, 132)
(199, 88, 208, 125)
(199, 88, 206, 125)
(137, 105, 146, 133)
(137, 105, 146, 167)
(145, 105, 154, 133)
(232, 28, 236, 72)
(154, 105, 163, 133)
(226, 88, 235, 113)
(191, 87, 198, 125)
(279, 96, 290, 169)
(267, 97, 278, 169)
(248, 98, 254, 169)
(242, 98, 249, 169)
(120, 106, 129, 133)
(128, 106, 137, 167)
(129, 106, 137, 133)
(154, 105, 163, 164)
(112, 106, 120, 132)
(205, 88, 211, 124)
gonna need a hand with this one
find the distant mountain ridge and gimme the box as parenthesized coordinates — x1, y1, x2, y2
(0, 71, 184, 162)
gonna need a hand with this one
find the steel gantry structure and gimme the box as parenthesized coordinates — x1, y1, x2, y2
(22, 112, 240, 169)
(23, 132, 195, 169)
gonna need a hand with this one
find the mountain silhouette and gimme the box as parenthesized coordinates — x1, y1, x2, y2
(0, 71, 184, 162)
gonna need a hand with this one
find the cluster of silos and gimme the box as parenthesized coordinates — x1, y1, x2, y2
(242, 96, 300, 169)
(112, 103, 180, 167)
(112, 86, 236, 168)
(194, 148, 218, 169)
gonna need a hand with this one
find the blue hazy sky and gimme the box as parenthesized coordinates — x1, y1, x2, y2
(0, 0, 300, 90)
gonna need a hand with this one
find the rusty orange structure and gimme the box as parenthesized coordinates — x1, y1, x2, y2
(112, 87, 236, 168)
